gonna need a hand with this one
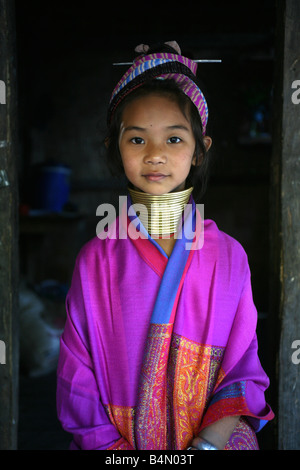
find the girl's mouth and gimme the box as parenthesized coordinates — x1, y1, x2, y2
(143, 173, 168, 182)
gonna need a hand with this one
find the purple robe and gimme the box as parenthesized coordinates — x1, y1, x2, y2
(56, 198, 274, 450)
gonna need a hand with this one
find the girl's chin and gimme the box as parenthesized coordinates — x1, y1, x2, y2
(129, 182, 186, 195)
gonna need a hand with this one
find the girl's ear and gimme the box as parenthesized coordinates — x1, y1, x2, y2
(104, 137, 110, 148)
(192, 136, 212, 166)
(203, 136, 212, 152)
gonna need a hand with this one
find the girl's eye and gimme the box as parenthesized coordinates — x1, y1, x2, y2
(168, 136, 182, 144)
(130, 137, 144, 144)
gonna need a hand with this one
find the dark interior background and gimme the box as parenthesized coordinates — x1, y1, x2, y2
(15, 0, 276, 449)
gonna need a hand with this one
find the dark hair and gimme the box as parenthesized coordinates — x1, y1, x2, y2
(105, 78, 210, 201)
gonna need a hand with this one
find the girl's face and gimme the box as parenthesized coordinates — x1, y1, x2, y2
(118, 93, 197, 195)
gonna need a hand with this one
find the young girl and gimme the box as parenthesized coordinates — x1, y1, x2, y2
(56, 41, 274, 450)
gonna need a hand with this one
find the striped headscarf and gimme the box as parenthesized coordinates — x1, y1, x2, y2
(108, 43, 209, 135)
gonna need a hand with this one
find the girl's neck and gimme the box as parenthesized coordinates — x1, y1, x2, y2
(128, 186, 193, 242)
(154, 236, 177, 258)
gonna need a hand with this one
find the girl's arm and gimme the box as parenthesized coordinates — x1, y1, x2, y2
(56, 288, 134, 450)
(57, 330, 134, 450)
(190, 415, 241, 450)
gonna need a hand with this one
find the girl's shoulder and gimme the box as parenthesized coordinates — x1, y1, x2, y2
(73, 215, 131, 268)
(203, 218, 249, 263)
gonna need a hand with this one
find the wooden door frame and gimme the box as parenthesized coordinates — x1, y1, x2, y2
(0, 0, 19, 450)
(270, 0, 300, 450)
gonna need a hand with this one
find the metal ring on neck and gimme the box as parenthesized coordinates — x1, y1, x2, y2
(128, 187, 193, 235)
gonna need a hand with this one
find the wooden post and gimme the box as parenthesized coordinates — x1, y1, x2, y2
(271, 0, 300, 450)
(0, 0, 19, 449)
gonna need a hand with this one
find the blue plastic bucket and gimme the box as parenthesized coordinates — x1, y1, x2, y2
(35, 164, 71, 212)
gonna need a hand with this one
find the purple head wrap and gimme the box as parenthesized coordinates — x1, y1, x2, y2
(108, 43, 209, 135)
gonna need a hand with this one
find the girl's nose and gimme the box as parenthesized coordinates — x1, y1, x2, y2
(144, 143, 167, 165)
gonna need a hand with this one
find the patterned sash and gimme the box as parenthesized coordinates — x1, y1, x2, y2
(131, 199, 202, 449)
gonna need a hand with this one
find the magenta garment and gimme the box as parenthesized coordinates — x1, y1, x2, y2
(56, 202, 274, 450)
